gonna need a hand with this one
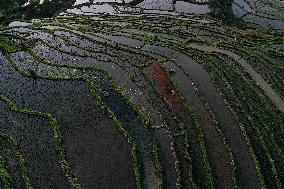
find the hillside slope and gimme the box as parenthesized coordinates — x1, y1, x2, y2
(0, 1, 283, 188)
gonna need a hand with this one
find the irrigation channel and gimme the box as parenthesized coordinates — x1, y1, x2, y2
(0, 0, 284, 188)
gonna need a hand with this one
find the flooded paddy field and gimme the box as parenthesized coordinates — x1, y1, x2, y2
(0, 0, 284, 188)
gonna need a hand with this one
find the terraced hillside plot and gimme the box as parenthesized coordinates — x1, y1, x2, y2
(0, 0, 284, 189)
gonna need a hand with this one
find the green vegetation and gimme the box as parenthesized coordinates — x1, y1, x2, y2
(208, 0, 234, 20)
(0, 39, 22, 53)
(0, 1, 283, 188)
(0, 0, 75, 24)
(0, 156, 12, 189)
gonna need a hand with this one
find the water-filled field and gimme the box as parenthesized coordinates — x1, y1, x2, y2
(0, 0, 284, 188)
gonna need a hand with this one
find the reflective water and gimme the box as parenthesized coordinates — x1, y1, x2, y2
(2, 0, 284, 30)
(1, 0, 209, 23)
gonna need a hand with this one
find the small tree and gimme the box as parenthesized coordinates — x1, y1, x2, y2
(0, 0, 75, 23)
(0, 0, 20, 21)
(209, 0, 234, 21)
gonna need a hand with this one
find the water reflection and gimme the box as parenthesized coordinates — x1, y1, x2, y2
(1, 0, 210, 24)
(175, 1, 209, 14)
(2, 0, 283, 30)
(67, 0, 210, 15)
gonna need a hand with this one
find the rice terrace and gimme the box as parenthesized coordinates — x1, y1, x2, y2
(0, 0, 284, 188)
